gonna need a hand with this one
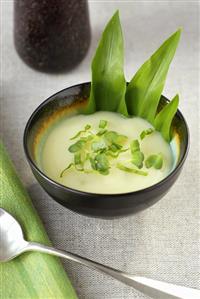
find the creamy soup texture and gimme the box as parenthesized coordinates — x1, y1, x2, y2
(41, 111, 174, 194)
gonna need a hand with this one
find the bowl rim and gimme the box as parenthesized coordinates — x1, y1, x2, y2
(23, 81, 190, 198)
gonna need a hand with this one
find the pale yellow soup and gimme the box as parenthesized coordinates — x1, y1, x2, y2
(41, 111, 174, 194)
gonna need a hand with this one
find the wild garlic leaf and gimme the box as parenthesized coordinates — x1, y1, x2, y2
(145, 153, 163, 169)
(140, 128, 154, 140)
(84, 11, 128, 116)
(117, 163, 148, 176)
(154, 94, 179, 142)
(99, 120, 108, 129)
(131, 151, 144, 169)
(126, 29, 181, 124)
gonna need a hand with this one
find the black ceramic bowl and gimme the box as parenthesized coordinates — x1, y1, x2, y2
(24, 82, 189, 218)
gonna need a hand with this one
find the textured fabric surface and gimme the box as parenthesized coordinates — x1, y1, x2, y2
(1, 1, 200, 298)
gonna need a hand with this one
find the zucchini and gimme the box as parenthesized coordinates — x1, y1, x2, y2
(0, 141, 78, 299)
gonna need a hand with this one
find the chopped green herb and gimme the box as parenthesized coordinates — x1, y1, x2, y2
(95, 153, 110, 175)
(74, 153, 82, 165)
(130, 140, 140, 153)
(99, 120, 108, 129)
(68, 140, 86, 153)
(97, 129, 107, 136)
(91, 140, 107, 152)
(145, 153, 163, 169)
(70, 124, 91, 140)
(90, 157, 97, 170)
(60, 163, 74, 177)
(117, 163, 148, 176)
(106, 148, 128, 158)
(131, 151, 144, 169)
(140, 128, 154, 140)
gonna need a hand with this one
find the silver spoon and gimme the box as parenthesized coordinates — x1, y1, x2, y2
(0, 208, 199, 299)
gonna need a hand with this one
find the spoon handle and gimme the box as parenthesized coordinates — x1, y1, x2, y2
(27, 242, 199, 299)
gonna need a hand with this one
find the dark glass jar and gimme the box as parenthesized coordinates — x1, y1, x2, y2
(14, 0, 91, 73)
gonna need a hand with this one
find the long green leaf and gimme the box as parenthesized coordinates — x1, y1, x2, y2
(84, 11, 128, 115)
(125, 29, 181, 123)
(154, 94, 179, 141)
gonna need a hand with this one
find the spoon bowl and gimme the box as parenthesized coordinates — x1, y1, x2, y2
(0, 208, 27, 262)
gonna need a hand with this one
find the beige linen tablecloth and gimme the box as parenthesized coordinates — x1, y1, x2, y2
(1, 1, 199, 298)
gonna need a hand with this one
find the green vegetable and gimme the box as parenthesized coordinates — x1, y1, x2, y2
(70, 124, 91, 140)
(74, 152, 82, 165)
(126, 29, 181, 124)
(140, 128, 154, 140)
(99, 120, 108, 129)
(60, 163, 74, 177)
(97, 129, 107, 136)
(84, 11, 128, 116)
(117, 163, 148, 176)
(91, 139, 107, 152)
(145, 153, 163, 169)
(130, 139, 144, 169)
(81, 11, 181, 141)
(94, 153, 110, 175)
(130, 140, 140, 153)
(68, 140, 86, 153)
(154, 94, 179, 141)
(131, 151, 144, 169)
(0, 141, 77, 299)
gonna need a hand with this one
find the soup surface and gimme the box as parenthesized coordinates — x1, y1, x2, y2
(41, 111, 174, 194)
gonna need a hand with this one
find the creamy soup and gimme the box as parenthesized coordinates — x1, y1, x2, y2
(41, 111, 174, 194)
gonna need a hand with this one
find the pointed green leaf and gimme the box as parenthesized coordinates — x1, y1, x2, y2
(154, 94, 179, 141)
(126, 29, 181, 123)
(84, 11, 128, 115)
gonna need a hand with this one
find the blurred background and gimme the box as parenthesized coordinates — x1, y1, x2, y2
(1, 1, 199, 298)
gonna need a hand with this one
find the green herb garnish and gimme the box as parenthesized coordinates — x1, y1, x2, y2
(70, 124, 91, 140)
(145, 153, 163, 169)
(60, 163, 74, 177)
(130, 139, 144, 169)
(84, 11, 128, 116)
(94, 153, 110, 175)
(154, 94, 179, 142)
(68, 140, 86, 153)
(126, 29, 181, 125)
(99, 120, 108, 129)
(117, 163, 148, 176)
(131, 151, 144, 169)
(140, 128, 154, 140)
(91, 139, 107, 152)
(82, 11, 181, 142)
(61, 120, 166, 177)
